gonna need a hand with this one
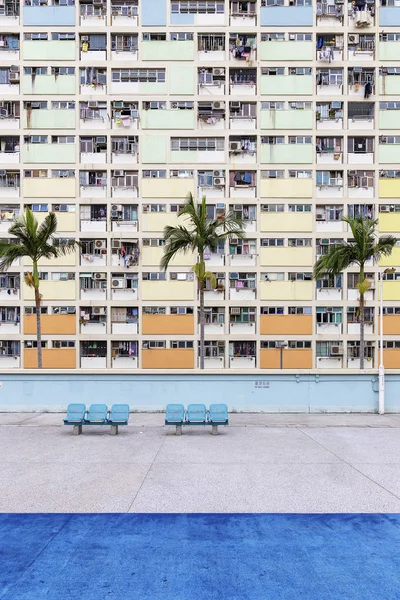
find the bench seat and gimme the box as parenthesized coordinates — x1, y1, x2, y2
(64, 403, 130, 435)
(165, 403, 229, 435)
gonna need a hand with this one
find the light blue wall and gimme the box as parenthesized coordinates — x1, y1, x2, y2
(170, 12, 195, 25)
(141, 0, 166, 25)
(23, 6, 75, 26)
(379, 7, 400, 26)
(260, 6, 313, 26)
(1, 373, 400, 413)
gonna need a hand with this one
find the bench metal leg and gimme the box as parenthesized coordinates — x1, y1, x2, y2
(111, 425, 119, 436)
(211, 425, 218, 436)
(72, 425, 82, 435)
(176, 425, 182, 436)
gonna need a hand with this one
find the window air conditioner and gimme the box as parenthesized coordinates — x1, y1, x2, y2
(113, 170, 124, 177)
(229, 141, 242, 152)
(331, 345, 343, 356)
(111, 204, 122, 212)
(380, 205, 390, 213)
(230, 236, 238, 244)
(213, 177, 225, 186)
(94, 240, 106, 249)
(212, 68, 224, 76)
(321, 239, 330, 245)
(93, 272, 106, 280)
(348, 34, 359, 44)
(212, 101, 225, 110)
(316, 213, 326, 220)
(92, 307, 106, 315)
(88, 102, 98, 109)
(213, 170, 224, 177)
(9, 72, 20, 82)
(112, 239, 121, 249)
(112, 278, 125, 288)
(231, 101, 241, 110)
(233, 204, 243, 211)
(230, 307, 241, 315)
(229, 272, 239, 279)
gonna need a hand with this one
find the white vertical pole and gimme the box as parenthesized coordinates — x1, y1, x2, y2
(379, 272, 385, 415)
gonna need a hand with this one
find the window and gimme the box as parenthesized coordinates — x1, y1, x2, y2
(382, 307, 400, 315)
(142, 272, 167, 281)
(81, 341, 107, 357)
(52, 340, 75, 348)
(316, 274, 342, 288)
(50, 272, 75, 281)
(289, 307, 312, 315)
(170, 170, 194, 178)
(261, 273, 284, 281)
(24, 340, 47, 348)
(143, 307, 166, 315)
(170, 32, 193, 41)
(288, 341, 312, 349)
(380, 102, 400, 110)
(24, 33, 48, 40)
(143, 101, 166, 110)
(51, 67, 75, 75)
(24, 170, 48, 178)
(170, 307, 194, 315)
(170, 273, 194, 281)
(112, 69, 165, 83)
(261, 33, 285, 41)
(260, 101, 285, 110)
(380, 136, 400, 145)
(288, 238, 312, 247)
(260, 307, 284, 315)
(316, 307, 342, 324)
(383, 341, 400, 348)
(261, 67, 285, 76)
(288, 272, 312, 281)
(52, 136, 75, 144)
(51, 170, 75, 178)
(288, 136, 312, 144)
(229, 307, 256, 323)
(229, 273, 256, 289)
(261, 238, 284, 247)
(288, 205, 311, 212)
(261, 136, 284, 145)
(260, 170, 284, 179)
(171, 1, 225, 13)
(142, 204, 166, 213)
(171, 138, 224, 151)
(24, 67, 48, 75)
(143, 340, 166, 349)
(52, 33, 75, 40)
(142, 170, 166, 178)
(51, 102, 75, 110)
(261, 204, 284, 212)
(288, 67, 312, 76)
(142, 239, 165, 247)
(170, 341, 194, 349)
(203, 340, 224, 358)
(289, 170, 312, 179)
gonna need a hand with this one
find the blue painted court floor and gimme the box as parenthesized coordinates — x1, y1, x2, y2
(1, 514, 400, 600)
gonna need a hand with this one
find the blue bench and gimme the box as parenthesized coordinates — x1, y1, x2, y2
(63, 403, 130, 435)
(165, 403, 229, 435)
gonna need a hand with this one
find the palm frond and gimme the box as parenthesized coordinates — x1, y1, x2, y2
(0, 243, 30, 272)
(313, 243, 359, 279)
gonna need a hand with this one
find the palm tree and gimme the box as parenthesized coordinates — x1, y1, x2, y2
(161, 194, 245, 369)
(0, 208, 79, 368)
(313, 216, 396, 369)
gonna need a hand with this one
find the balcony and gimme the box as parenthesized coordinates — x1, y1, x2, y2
(348, 36, 375, 62)
(198, 34, 225, 62)
(0, 207, 19, 231)
(229, 341, 256, 369)
(229, 241, 257, 268)
(80, 205, 107, 233)
(111, 308, 138, 335)
(230, 1, 257, 26)
(349, 5, 374, 28)
(316, 36, 343, 63)
(112, 101, 138, 130)
(0, 69, 20, 95)
(316, 0, 344, 26)
(229, 138, 256, 165)
(80, 0, 106, 26)
(198, 103, 225, 131)
(315, 208, 345, 232)
(316, 102, 343, 130)
(316, 140, 343, 165)
(110, 0, 138, 25)
(0, 173, 20, 198)
(348, 102, 374, 130)
(198, 69, 226, 96)
(0, 138, 19, 164)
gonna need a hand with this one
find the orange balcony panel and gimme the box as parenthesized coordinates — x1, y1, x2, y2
(383, 349, 400, 369)
(24, 314, 76, 335)
(260, 348, 312, 369)
(379, 315, 400, 335)
(24, 348, 76, 369)
(142, 348, 194, 369)
(142, 314, 194, 336)
(260, 315, 312, 336)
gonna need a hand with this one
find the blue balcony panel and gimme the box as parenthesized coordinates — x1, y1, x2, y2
(260, 6, 313, 26)
(23, 6, 75, 26)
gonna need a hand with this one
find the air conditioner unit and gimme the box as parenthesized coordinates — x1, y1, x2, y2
(212, 68, 224, 76)
(113, 170, 124, 177)
(316, 213, 326, 221)
(331, 345, 343, 356)
(9, 72, 20, 82)
(230, 307, 241, 315)
(348, 34, 359, 44)
(92, 307, 106, 315)
(94, 240, 106, 249)
(289, 33, 296, 40)
(230, 236, 238, 244)
(231, 101, 241, 110)
(212, 101, 225, 110)
(114, 101, 123, 108)
(213, 177, 225, 187)
(213, 169, 224, 177)
(93, 272, 106, 280)
(321, 239, 330, 245)
(233, 204, 243, 211)
(229, 272, 239, 279)
(112, 239, 121, 249)
(81, 35, 89, 41)
(229, 141, 241, 153)
(93, 0, 103, 5)
(112, 278, 125, 289)
(111, 211, 119, 219)
(111, 204, 122, 212)
(88, 102, 98, 108)
(380, 205, 390, 213)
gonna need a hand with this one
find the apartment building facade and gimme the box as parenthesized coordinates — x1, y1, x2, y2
(1, 0, 400, 371)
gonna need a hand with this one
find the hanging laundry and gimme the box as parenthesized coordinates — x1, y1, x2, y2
(364, 81, 372, 98)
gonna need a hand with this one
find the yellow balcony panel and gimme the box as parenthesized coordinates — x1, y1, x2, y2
(24, 348, 76, 369)
(260, 314, 312, 335)
(260, 348, 312, 370)
(379, 213, 400, 233)
(261, 144, 313, 164)
(142, 314, 194, 335)
(23, 144, 75, 164)
(383, 349, 400, 369)
(379, 76, 400, 96)
(24, 252, 77, 268)
(142, 348, 194, 369)
(379, 145, 400, 164)
(142, 247, 194, 267)
(141, 40, 195, 61)
(260, 41, 313, 61)
(23, 179, 76, 199)
(260, 247, 313, 267)
(23, 75, 76, 95)
(260, 178, 313, 198)
(23, 280, 76, 301)
(141, 109, 195, 130)
(378, 179, 400, 199)
(379, 247, 400, 268)
(55, 212, 76, 232)
(23, 109, 76, 130)
(260, 280, 313, 301)
(260, 212, 313, 233)
(141, 212, 191, 233)
(261, 75, 313, 96)
(260, 109, 313, 130)
(23, 40, 76, 61)
(141, 178, 194, 199)
(141, 281, 195, 301)
(24, 314, 76, 335)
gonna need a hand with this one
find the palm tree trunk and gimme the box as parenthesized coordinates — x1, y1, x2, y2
(359, 267, 365, 370)
(34, 286, 42, 368)
(199, 277, 205, 370)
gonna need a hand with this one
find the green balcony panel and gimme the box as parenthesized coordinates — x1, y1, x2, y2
(141, 41, 195, 61)
(141, 135, 168, 163)
(260, 110, 314, 130)
(23, 109, 76, 129)
(379, 76, 400, 96)
(140, 82, 167, 95)
(23, 75, 76, 95)
(261, 75, 313, 96)
(169, 65, 195, 95)
(260, 41, 313, 61)
(379, 42, 400, 61)
(379, 111, 400, 129)
(378, 145, 400, 164)
(170, 151, 197, 163)
(23, 41, 76, 61)
(141, 109, 195, 130)
(261, 144, 313, 164)
(23, 144, 76, 164)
